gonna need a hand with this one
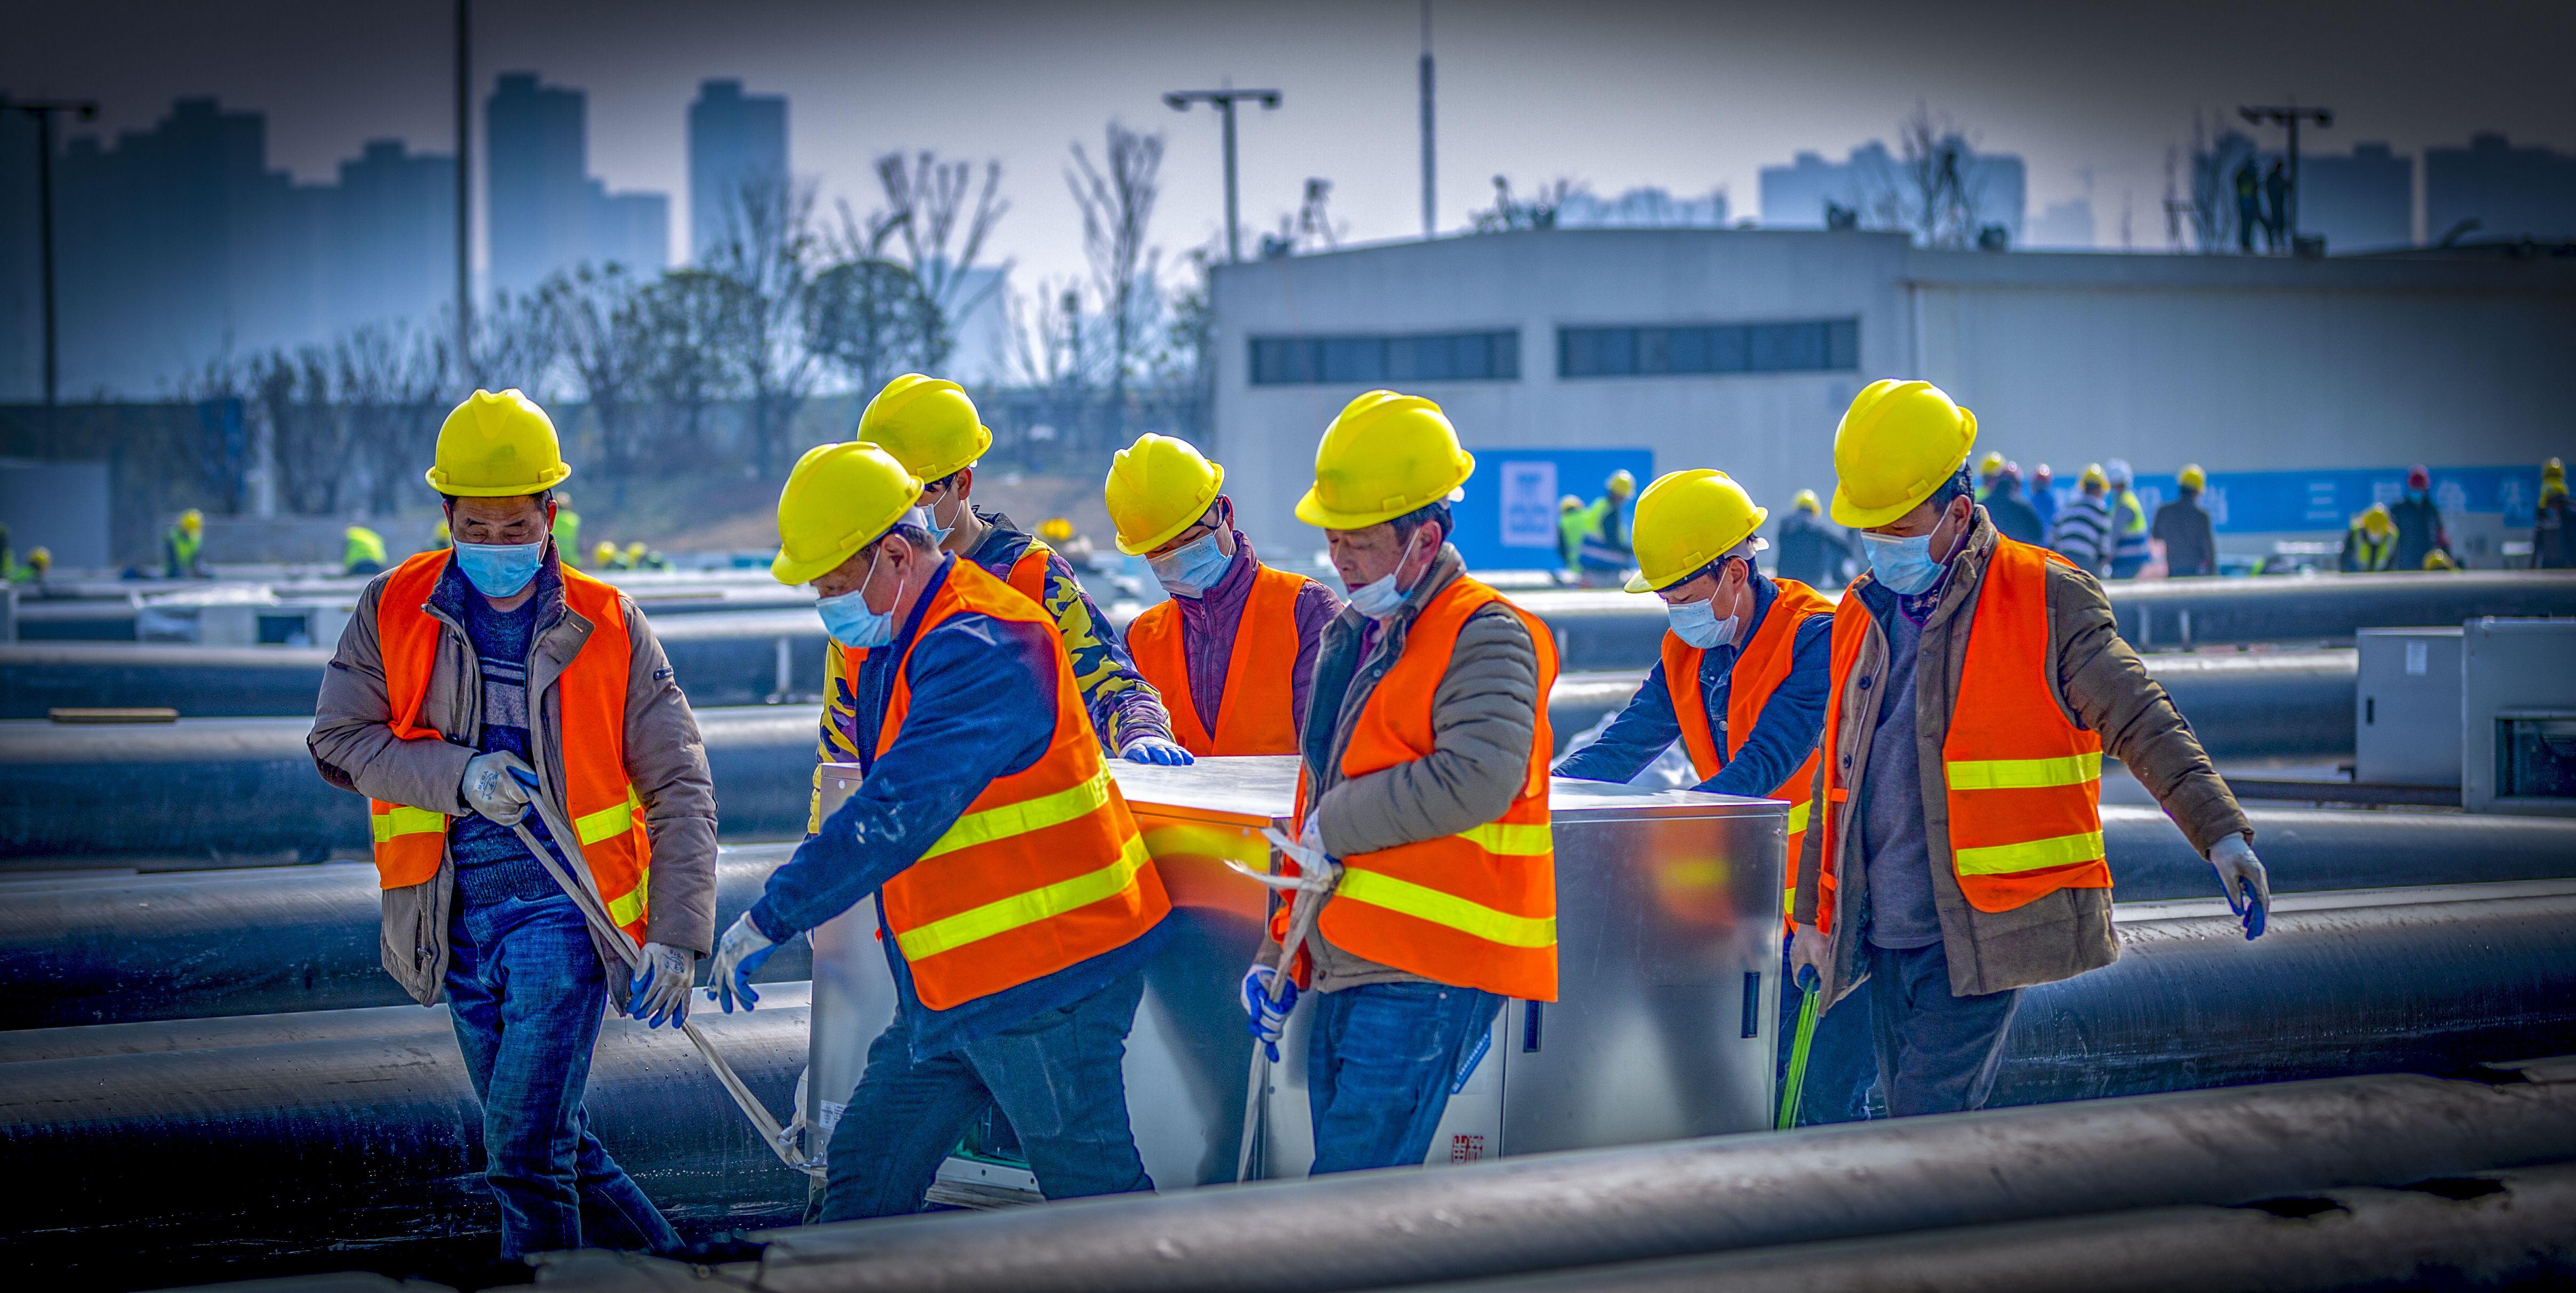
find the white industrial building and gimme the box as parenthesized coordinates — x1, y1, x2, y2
(1207, 229, 2576, 569)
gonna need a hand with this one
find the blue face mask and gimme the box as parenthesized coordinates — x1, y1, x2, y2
(1665, 597, 1739, 650)
(815, 551, 895, 649)
(1861, 530, 1943, 595)
(923, 490, 962, 548)
(1149, 530, 1233, 598)
(453, 540, 545, 598)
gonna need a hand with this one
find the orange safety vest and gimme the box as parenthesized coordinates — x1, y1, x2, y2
(371, 551, 654, 942)
(1125, 563, 1310, 756)
(874, 558, 1170, 1010)
(837, 537, 1055, 699)
(1287, 576, 1561, 1001)
(1662, 578, 1831, 904)
(1813, 540, 2107, 935)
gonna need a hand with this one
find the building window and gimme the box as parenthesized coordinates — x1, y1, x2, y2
(1249, 330, 1521, 386)
(1557, 318, 1859, 378)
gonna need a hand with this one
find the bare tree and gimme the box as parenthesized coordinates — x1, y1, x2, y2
(1892, 105, 1990, 249)
(805, 199, 940, 398)
(175, 353, 255, 514)
(634, 268, 743, 466)
(335, 321, 449, 515)
(874, 151, 1013, 371)
(1067, 122, 1165, 448)
(547, 264, 658, 505)
(1471, 176, 1576, 232)
(705, 177, 826, 477)
(456, 289, 561, 400)
(2183, 109, 2244, 254)
(252, 348, 346, 516)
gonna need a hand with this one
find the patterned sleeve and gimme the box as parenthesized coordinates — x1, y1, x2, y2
(807, 641, 866, 836)
(1036, 547, 1174, 750)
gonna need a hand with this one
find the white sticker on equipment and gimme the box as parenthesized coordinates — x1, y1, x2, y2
(2405, 641, 2428, 676)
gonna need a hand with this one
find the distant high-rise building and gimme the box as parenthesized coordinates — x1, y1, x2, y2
(2025, 197, 2096, 250)
(588, 182, 670, 274)
(486, 72, 669, 296)
(2427, 133, 2576, 244)
(2297, 142, 2412, 251)
(331, 140, 457, 332)
(1758, 140, 2025, 243)
(0, 103, 42, 397)
(689, 79, 788, 260)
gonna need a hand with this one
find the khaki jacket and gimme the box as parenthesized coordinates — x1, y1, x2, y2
(1793, 510, 2250, 1002)
(309, 555, 719, 1005)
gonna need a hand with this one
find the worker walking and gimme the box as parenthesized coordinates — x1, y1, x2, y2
(2341, 505, 2397, 573)
(2027, 464, 2058, 535)
(715, 441, 1170, 1219)
(2388, 466, 2452, 571)
(1104, 433, 1341, 756)
(2534, 459, 2571, 570)
(1774, 490, 1855, 589)
(308, 389, 715, 1261)
(1242, 390, 1558, 1174)
(1979, 464, 2047, 545)
(1563, 469, 1638, 586)
(2103, 460, 2152, 579)
(2151, 465, 2219, 577)
(1554, 469, 1873, 1124)
(343, 524, 388, 577)
(165, 508, 209, 579)
(1973, 451, 2005, 501)
(2047, 465, 2114, 576)
(1789, 380, 2269, 1118)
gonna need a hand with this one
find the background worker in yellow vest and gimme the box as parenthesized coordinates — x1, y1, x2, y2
(1103, 433, 1341, 756)
(1552, 468, 1871, 1124)
(805, 375, 1188, 833)
(1242, 390, 1558, 1175)
(551, 492, 581, 564)
(1788, 380, 2269, 1117)
(711, 441, 1171, 1220)
(308, 389, 717, 1261)
(164, 508, 208, 578)
(342, 524, 387, 576)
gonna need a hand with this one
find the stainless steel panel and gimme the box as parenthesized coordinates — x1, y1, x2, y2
(2355, 628, 2461, 786)
(2463, 619, 2576, 817)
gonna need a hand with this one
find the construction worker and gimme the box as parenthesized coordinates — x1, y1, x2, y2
(308, 389, 716, 1260)
(1554, 469, 1871, 1124)
(711, 440, 1170, 1219)
(10, 545, 52, 591)
(2048, 465, 2114, 576)
(2103, 459, 2151, 579)
(1553, 495, 1586, 580)
(1561, 469, 1638, 586)
(1973, 451, 2006, 501)
(2026, 464, 2058, 534)
(1103, 433, 1341, 756)
(1241, 389, 1558, 1174)
(1980, 463, 2046, 545)
(343, 524, 388, 577)
(2152, 465, 2219, 577)
(2534, 459, 2571, 570)
(2388, 465, 2452, 571)
(1774, 490, 1854, 589)
(552, 492, 582, 564)
(593, 540, 627, 572)
(165, 508, 208, 579)
(625, 541, 670, 572)
(1788, 380, 2268, 1118)
(430, 519, 453, 552)
(2340, 505, 2396, 573)
(812, 374, 1187, 839)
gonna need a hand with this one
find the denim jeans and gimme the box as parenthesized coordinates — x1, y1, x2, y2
(821, 969, 1153, 1221)
(1865, 939, 2022, 1116)
(445, 893, 680, 1259)
(1776, 945, 1879, 1126)
(1307, 980, 1502, 1175)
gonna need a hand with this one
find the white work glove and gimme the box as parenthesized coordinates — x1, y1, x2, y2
(2207, 834, 2270, 941)
(1119, 735, 1196, 766)
(625, 941, 697, 1029)
(1786, 923, 1827, 992)
(705, 913, 780, 1013)
(459, 751, 538, 825)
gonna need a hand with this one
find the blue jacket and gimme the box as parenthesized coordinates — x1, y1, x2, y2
(750, 555, 1165, 1059)
(1554, 576, 1833, 797)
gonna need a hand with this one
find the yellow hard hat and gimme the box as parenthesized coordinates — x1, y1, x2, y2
(625, 541, 648, 559)
(2361, 503, 2393, 537)
(773, 442, 925, 586)
(1606, 469, 1637, 498)
(593, 540, 619, 565)
(854, 374, 991, 484)
(2424, 549, 2456, 571)
(2080, 463, 2108, 489)
(2545, 457, 2565, 481)
(1828, 379, 1978, 528)
(433, 520, 451, 542)
(2178, 464, 2207, 491)
(1295, 390, 1476, 531)
(1793, 489, 1821, 514)
(180, 509, 204, 533)
(1039, 517, 1075, 544)
(1559, 495, 1583, 513)
(1978, 451, 2006, 478)
(426, 389, 570, 497)
(1105, 433, 1225, 554)
(28, 546, 50, 570)
(1625, 469, 1769, 594)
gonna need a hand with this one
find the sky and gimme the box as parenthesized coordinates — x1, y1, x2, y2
(10, 0, 2576, 300)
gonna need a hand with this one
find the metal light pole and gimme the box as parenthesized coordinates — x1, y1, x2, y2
(454, 0, 474, 380)
(2238, 100, 2333, 249)
(1420, 1, 1436, 240)
(1163, 87, 1281, 263)
(4, 95, 100, 408)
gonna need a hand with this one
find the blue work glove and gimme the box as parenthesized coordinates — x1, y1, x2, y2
(625, 941, 696, 1028)
(705, 913, 779, 1013)
(1120, 736, 1196, 766)
(2208, 835, 2270, 940)
(1241, 963, 1298, 1063)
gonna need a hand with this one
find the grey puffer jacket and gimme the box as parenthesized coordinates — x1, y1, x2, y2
(1296, 545, 1542, 991)
(309, 552, 719, 1005)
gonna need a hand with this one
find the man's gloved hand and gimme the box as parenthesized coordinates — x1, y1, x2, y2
(2208, 834, 2270, 940)
(705, 913, 779, 1013)
(1119, 736, 1196, 766)
(460, 751, 538, 825)
(626, 942, 697, 1028)
(1787, 922, 1827, 990)
(1241, 963, 1297, 1063)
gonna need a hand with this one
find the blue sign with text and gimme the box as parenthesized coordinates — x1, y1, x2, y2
(1450, 447, 1655, 572)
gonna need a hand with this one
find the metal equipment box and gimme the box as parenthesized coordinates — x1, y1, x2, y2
(2462, 619, 2576, 817)
(805, 755, 1786, 1195)
(2355, 628, 2464, 787)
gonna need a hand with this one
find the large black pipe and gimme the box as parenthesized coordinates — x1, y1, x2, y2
(679, 1061, 2576, 1293)
(0, 847, 809, 1029)
(0, 989, 813, 1290)
(2107, 569, 2576, 648)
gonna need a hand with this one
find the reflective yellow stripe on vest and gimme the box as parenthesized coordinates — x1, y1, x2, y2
(1945, 751, 2102, 791)
(1785, 800, 1810, 835)
(607, 868, 651, 928)
(1334, 865, 1557, 949)
(922, 769, 1114, 862)
(574, 786, 644, 845)
(1457, 820, 1553, 856)
(1954, 829, 2107, 876)
(372, 804, 444, 843)
(895, 832, 1153, 962)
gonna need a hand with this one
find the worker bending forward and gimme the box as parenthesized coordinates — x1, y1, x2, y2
(1791, 380, 2270, 1116)
(310, 390, 715, 1260)
(1553, 468, 1870, 1124)
(715, 442, 1171, 1218)
(1246, 390, 1558, 1173)
(1105, 433, 1340, 755)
